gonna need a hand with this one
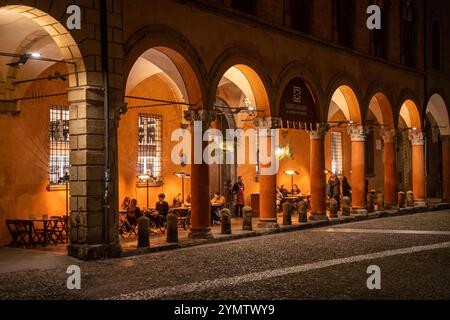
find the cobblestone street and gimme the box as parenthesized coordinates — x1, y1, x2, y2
(1, 210, 450, 300)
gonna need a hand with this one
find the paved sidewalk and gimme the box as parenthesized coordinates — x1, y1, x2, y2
(1, 203, 448, 273)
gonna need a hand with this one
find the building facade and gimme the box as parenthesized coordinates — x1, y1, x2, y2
(0, 0, 449, 259)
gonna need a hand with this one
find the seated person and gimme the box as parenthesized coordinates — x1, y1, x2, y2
(211, 192, 225, 223)
(184, 194, 192, 207)
(125, 199, 142, 231)
(151, 193, 169, 229)
(173, 193, 182, 207)
(280, 185, 289, 198)
(292, 184, 301, 196)
(276, 187, 284, 211)
(121, 196, 131, 211)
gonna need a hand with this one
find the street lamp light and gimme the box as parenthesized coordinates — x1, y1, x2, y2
(174, 171, 191, 203)
(138, 173, 151, 210)
(284, 170, 299, 195)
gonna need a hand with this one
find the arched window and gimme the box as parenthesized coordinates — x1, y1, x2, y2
(400, 0, 417, 67)
(432, 20, 441, 70)
(334, 0, 355, 48)
(231, 0, 256, 15)
(371, 0, 389, 58)
(287, 0, 312, 33)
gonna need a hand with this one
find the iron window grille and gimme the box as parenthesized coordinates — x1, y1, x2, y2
(331, 131, 344, 176)
(49, 106, 70, 185)
(137, 114, 162, 182)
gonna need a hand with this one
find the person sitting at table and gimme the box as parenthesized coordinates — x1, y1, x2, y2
(121, 196, 131, 211)
(184, 194, 192, 207)
(124, 199, 142, 231)
(292, 184, 301, 196)
(153, 193, 169, 229)
(276, 187, 284, 211)
(280, 185, 289, 198)
(211, 192, 225, 223)
(173, 193, 182, 207)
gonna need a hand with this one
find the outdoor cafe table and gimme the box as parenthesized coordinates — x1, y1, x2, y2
(284, 195, 311, 208)
(6, 218, 65, 247)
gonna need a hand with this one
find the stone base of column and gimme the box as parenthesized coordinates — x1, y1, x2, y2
(385, 204, 399, 210)
(67, 242, 122, 261)
(414, 200, 427, 207)
(188, 228, 213, 239)
(257, 219, 279, 229)
(308, 213, 328, 221)
(351, 208, 368, 216)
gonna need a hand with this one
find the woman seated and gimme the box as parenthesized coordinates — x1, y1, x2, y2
(292, 184, 301, 196)
(210, 192, 225, 223)
(121, 196, 131, 211)
(124, 199, 141, 231)
(276, 187, 284, 211)
(184, 194, 192, 207)
(173, 193, 182, 207)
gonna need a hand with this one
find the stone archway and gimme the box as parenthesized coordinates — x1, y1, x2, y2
(398, 99, 425, 204)
(210, 56, 275, 226)
(327, 85, 366, 213)
(0, 3, 124, 260)
(426, 93, 450, 201)
(367, 92, 396, 207)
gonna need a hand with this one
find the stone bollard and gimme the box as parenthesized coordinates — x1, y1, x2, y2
(377, 192, 385, 211)
(137, 215, 150, 247)
(398, 191, 406, 208)
(367, 190, 377, 213)
(407, 191, 414, 207)
(342, 197, 351, 216)
(330, 198, 338, 218)
(298, 200, 308, 223)
(242, 206, 253, 231)
(166, 212, 178, 243)
(282, 202, 292, 226)
(221, 208, 232, 234)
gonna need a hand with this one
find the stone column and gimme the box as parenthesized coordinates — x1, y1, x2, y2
(382, 129, 398, 208)
(255, 118, 280, 227)
(67, 86, 121, 260)
(309, 124, 328, 221)
(442, 136, 450, 202)
(186, 110, 214, 239)
(410, 132, 426, 205)
(348, 125, 368, 214)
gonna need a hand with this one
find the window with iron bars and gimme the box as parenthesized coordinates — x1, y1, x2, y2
(331, 131, 343, 176)
(49, 106, 70, 185)
(138, 114, 162, 181)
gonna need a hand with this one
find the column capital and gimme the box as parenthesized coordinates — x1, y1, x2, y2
(409, 131, 425, 146)
(308, 123, 329, 140)
(184, 109, 217, 129)
(253, 117, 283, 130)
(381, 129, 397, 144)
(347, 125, 368, 142)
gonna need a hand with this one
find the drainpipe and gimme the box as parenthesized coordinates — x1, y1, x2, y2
(100, 0, 110, 257)
(423, 0, 428, 201)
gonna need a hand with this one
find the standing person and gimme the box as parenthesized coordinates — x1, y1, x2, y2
(342, 176, 352, 201)
(232, 176, 245, 218)
(327, 176, 334, 200)
(332, 174, 341, 209)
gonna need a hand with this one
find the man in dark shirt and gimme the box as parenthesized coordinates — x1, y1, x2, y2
(154, 193, 169, 229)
